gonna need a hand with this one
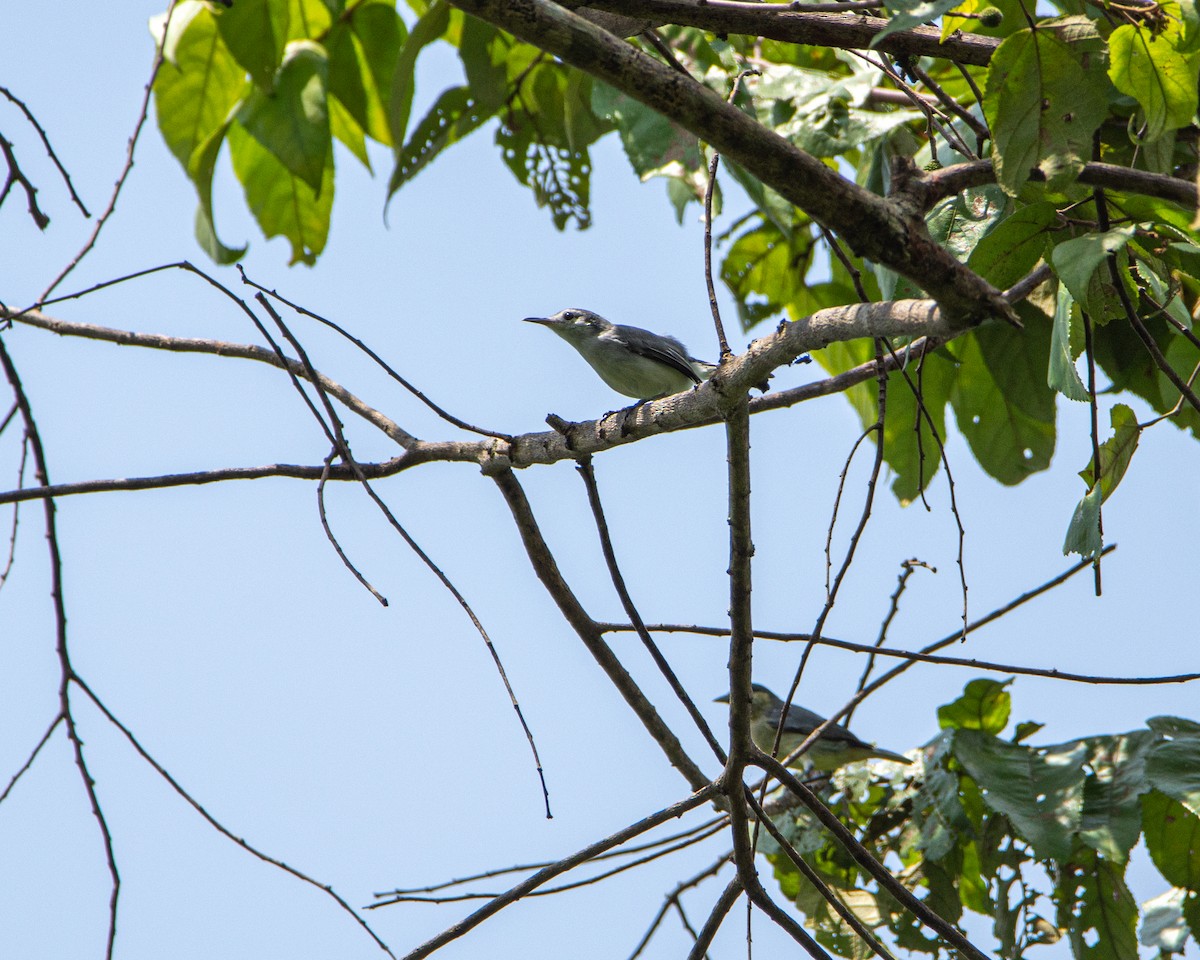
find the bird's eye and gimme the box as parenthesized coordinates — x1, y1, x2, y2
(562, 310, 577, 321)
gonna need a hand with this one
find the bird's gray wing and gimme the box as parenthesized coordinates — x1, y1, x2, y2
(783, 703, 873, 749)
(612, 325, 703, 383)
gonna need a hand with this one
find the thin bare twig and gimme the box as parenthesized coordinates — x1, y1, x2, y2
(0, 85, 90, 216)
(0, 338, 121, 960)
(577, 456, 726, 763)
(71, 675, 395, 958)
(317, 449, 389, 605)
(37, 1, 178, 302)
(238, 268, 513, 441)
(382, 785, 721, 960)
(256, 294, 552, 818)
(685, 877, 742, 960)
(629, 856, 731, 960)
(0, 714, 63, 805)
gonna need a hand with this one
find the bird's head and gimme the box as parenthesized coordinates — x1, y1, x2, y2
(523, 308, 611, 345)
(714, 684, 782, 720)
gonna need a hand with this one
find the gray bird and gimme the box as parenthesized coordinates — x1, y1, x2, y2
(716, 684, 912, 771)
(524, 308, 715, 400)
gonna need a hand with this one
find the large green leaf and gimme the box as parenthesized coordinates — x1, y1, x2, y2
(721, 217, 816, 330)
(950, 319, 1056, 486)
(228, 119, 332, 265)
(984, 28, 1109, 195)
(953, 730, 1086, 861)
(1142, 790, 1200, 889)
(236, 40, 331, 192)
(1109, 10, 1200, 142)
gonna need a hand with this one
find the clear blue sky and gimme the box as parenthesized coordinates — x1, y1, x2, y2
(1, 4, 1197, 959)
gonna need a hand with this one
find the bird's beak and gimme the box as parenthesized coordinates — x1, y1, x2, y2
(714, 693, 730, 704)
(523, 316, 554, 326)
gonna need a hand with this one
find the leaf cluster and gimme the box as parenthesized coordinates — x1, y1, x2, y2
(764, 679, 1200, 960)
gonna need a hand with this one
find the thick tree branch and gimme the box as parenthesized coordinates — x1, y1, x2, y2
(448, 0, 1016, 327)
(578, 0, 1000, 66)
(0, 299, 963, 483)
(919, 159, 1198, 211)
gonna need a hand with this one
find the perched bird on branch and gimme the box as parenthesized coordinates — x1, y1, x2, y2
(716, 684, 912, 770)
(524, 308, 715, 400)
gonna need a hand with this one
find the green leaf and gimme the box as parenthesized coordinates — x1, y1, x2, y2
(1078, 731, 1155, 863)
(328, 92, 370, 169)
(329, 1, 407, 147)
(228, 119, 332, 265)
(1054, 846, 1139, 960)
(1077, 403, 1141, 502)
(387, 0, 449, 163)
(721, 218, 816, 330)
(966, 201, 1057, 291)
(938, 678, 1012, 734)
(151, 3, 248, 262)
(1109, 17, 1200, 142)
(1148, 716, 1200, 737)
(152, 3, 246, 169)
(1146, 736, 1200, 818)
(950, 320, 1056, 486)
(189, 119, 247, 263)
(1142, 790, 1200, 889)
(591, 80, 703, 184)
(237, 40, 330, 192)
(984, 28, 1110, 195)
(215, 0, 288, 89)
(391, 85, 491, 191)
(953, 730, 1087, 861)
(1049, 283, 1090, 401)
(1063, 481, 1103, 560)
(1050, 228, 1135, 321)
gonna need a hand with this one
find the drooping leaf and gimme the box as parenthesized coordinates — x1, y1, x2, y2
(1077, 403, 1142, 502)
(1063, 481, 1103, 560)
(1048, 283, 1090, 401)
(328, 0, 407, 146)
(228, 119, 332, 265)
(1050, 228, 1135, 321)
